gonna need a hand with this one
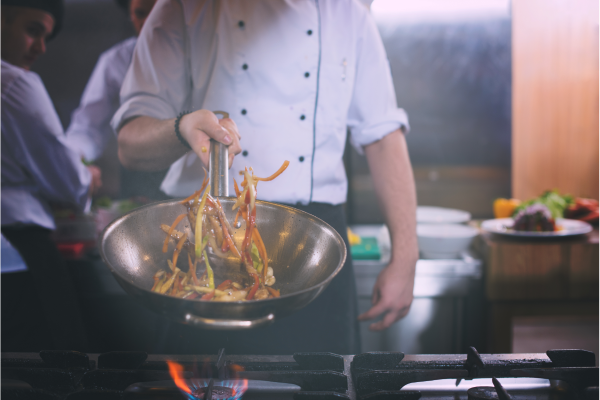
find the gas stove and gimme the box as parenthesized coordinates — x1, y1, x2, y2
(1, 347, 597, 399)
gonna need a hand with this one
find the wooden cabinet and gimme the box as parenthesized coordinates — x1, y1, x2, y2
(479, 230, 598, 352)
(512, 0, 599, 201)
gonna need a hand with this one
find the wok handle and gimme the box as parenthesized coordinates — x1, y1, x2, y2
(210, 111, 229, 197)
(184, 312, 275, 330)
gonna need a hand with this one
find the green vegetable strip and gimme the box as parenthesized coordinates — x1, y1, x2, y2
(203, 250, 214, 289)
(195, 184, 211, 258)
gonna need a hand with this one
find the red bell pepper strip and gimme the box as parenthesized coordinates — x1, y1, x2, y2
(201, 290, 215, 300)
(246, 274, 260, 300)
(217, 280, 233, 291)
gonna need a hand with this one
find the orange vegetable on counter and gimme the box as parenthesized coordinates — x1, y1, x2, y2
(493, 198, 521, 219)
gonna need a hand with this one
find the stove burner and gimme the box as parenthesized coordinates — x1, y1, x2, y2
(467, 378, 513, 400)
(467, 387, 499, 400)
(192, 385, 234, 399)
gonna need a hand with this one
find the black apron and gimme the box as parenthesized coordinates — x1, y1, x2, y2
(157, 202, 361, 355)
(1, 225, 88, 351)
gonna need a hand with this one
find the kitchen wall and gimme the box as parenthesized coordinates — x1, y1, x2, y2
(346, 0, 512, 224)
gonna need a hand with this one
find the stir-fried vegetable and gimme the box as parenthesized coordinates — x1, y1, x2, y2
(153, 161, 289, 301)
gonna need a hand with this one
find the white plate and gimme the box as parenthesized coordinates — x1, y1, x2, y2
(481, 218, 593, 237)
(417, 206, 471, 224)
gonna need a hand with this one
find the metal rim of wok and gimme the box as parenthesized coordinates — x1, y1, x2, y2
(98, 197, 347, 330)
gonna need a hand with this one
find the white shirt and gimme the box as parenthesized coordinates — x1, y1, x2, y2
(66, 37, 137, 162)
(1, 60, 91, 230)
(112, 0, 408, 204)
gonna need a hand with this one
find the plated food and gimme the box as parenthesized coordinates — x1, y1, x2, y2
(153, 161, 289, 301)
(512, 203, 556, 232)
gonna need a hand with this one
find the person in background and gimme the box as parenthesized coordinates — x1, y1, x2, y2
(113, 0, 418, 355)
(66, 0, 160, 200)
(1, 0, 101, 351)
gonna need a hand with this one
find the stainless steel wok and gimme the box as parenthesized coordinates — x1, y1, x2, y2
(98, 197, 347, 330)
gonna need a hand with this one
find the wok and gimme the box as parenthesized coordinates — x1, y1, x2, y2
(98, 197, 347, 330)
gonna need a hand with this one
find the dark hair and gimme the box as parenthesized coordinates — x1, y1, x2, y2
(2, 0, 64, 40)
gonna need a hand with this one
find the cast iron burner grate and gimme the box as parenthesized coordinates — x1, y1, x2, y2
(1, 348, 598, 399)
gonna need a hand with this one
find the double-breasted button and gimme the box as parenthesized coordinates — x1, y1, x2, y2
(300, 115, 306, 120)
(241, 109, 247, 115)
(238, 21, 245, 28)
(242, 150, 248, 156)
(307, 29, 313, 35)
(242, 63, 248, 70)
(304, 72, 310, 78)
(299, 156, 305, 162)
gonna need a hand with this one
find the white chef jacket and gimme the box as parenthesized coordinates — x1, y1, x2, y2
(1, 60, 91, 230)
(112, 0, 409, 204)
(66, 37, 137, 162)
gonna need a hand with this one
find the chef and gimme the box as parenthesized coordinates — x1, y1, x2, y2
(112, 0, 418, 354)
(1, 0, 101, 351)
(66, 0, 158, 199)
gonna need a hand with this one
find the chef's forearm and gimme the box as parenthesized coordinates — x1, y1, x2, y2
(364, 129, 419, 269)
(117, 116, 187, 171)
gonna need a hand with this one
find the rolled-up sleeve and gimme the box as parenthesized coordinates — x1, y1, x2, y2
(111, 0, 190, 133)
(346, 11, 409, 153)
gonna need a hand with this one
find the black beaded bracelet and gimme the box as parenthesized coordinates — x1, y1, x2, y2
(174, 111, 192, 149)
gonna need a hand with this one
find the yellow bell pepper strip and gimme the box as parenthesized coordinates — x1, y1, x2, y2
(493, 198, 521, 219)
(159, 266, 181, 294)
(151, 270, 166, 291)
(172, 233, 187, 269)
(195, 184, 211, 258)
(163, 213, 187, 253)
(203, 250, 214, 289)
(246, 273, 260, 300)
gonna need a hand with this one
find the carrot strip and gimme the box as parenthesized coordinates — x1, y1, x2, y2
(255, 160, 289, 181)
(233, 178, 241, 197)
(172, 233, 187, 269)
(266, 287, 280, 298)
(180, 175, 209, 205)
(163, 213, 187, 253)
(180, 189, 201, 205)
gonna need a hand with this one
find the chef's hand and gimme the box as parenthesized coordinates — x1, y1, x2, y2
(178, 110, 242, 168)
(357, 256, 416, 331)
